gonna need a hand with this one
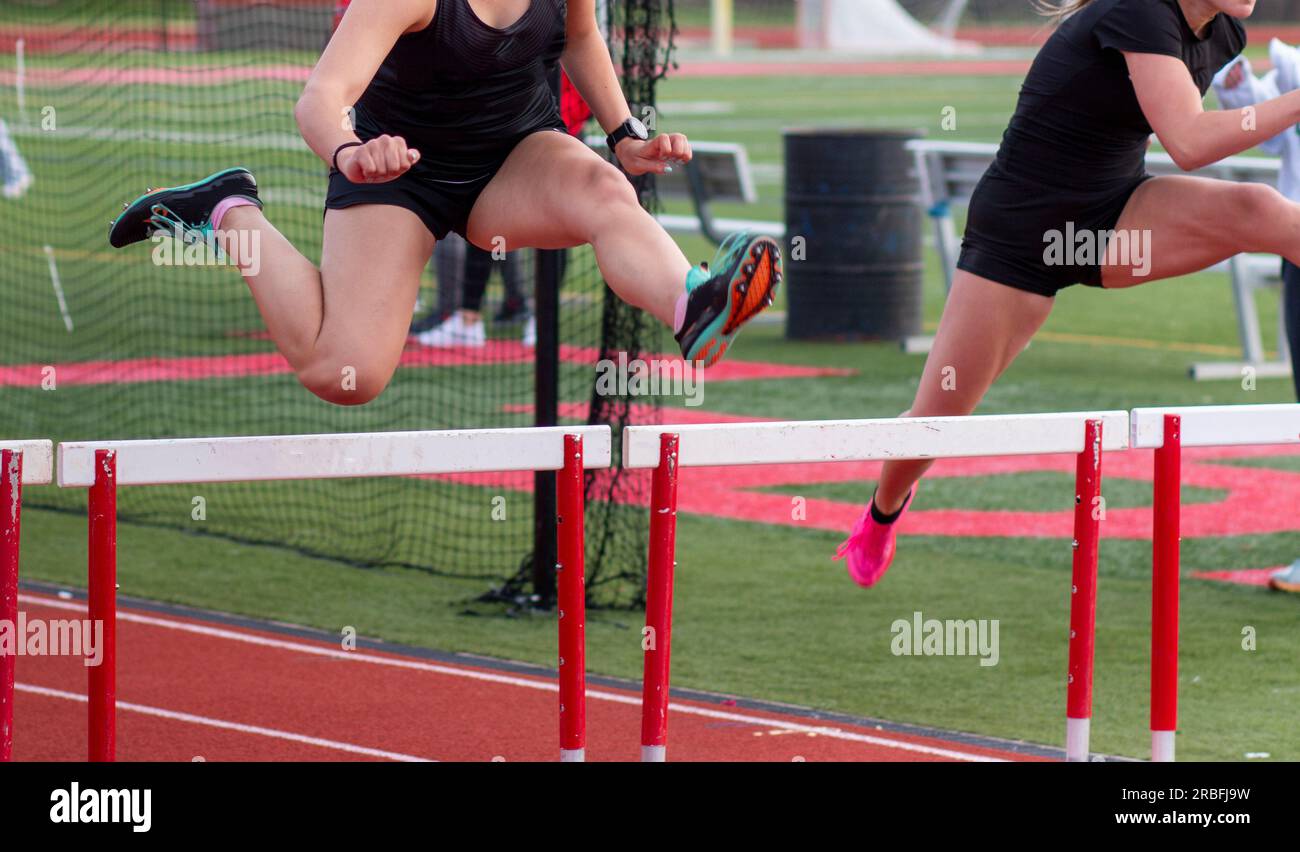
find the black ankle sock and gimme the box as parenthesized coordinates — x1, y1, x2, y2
(869, 490, 908, 525)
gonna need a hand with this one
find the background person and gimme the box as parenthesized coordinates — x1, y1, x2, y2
(0, 118, 33, 200)
(1214, 41, 1300, 594)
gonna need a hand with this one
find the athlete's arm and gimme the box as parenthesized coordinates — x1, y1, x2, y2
(1126, 51, 1300, 171)
(560, 0, 690, 175)
(295, 0, 431, 183)
(1212, 58, 1287, 156)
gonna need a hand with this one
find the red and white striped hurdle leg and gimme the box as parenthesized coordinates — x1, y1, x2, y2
(1151, 415, 1181, 762)
(557, 434, 587, 762)
(1065, 419, 1104, 762)
(640, 434, 679, 763)
(88, 449, 117, 762)
(1, 449, 23, 762)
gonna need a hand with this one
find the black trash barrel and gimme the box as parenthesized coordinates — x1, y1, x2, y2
(783, 129, 924, 340)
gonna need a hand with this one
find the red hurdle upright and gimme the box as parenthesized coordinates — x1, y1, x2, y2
(556, 433, 587, 762)
(640, 433, 679, 762)
(87, 450, 118, 762)
(1150, 414, 1181, 762)
(1, 449, 23, 762)
(1065, 419, 1104, 762)
(1, 441, 53, 763)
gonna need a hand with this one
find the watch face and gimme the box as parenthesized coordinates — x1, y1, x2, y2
(627, 117, 649, 140)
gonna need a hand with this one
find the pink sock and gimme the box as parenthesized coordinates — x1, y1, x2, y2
(672, 290, 689, 334)
(211, 196, 258, 230)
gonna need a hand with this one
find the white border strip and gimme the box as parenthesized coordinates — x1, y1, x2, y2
(16, 684, 431, 762)
(1131, 404, 1300, 448)
(624, 412, 1129, 469)
(0, 440, 54, 485)
(58, 426, 611, 487)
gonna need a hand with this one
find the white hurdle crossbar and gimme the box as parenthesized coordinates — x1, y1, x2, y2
(625, 411, 1129, 762)
(1130, 403, 1300, 762)
(1130, 403, 1300, 450)
(59, 426, 611, 487)
(0, 440, 54, 485)
(624, 411, 1130, 468)
(54, 425, 611, 763)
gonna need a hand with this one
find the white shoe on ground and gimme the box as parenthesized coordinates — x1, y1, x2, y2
(416, 312, 486, 348)
(2, 172, 32, 200)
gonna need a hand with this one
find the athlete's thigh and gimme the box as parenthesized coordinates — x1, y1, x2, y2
(318, 204, 434, 375)
(910, 270, 1054, 416)
(466, 130, 628, 250)
(1102, 175, 1255, 288)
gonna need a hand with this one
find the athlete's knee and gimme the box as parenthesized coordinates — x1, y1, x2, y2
(296, 358, 393, 406)
(582, 159, 639, 209)
(1231, 183, 1291, 224)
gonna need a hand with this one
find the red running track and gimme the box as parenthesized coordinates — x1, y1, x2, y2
(8, 593, 1040, 763)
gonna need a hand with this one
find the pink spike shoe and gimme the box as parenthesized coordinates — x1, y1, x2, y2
(833, 487, 916, 588)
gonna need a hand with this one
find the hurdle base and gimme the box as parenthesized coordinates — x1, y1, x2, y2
(1189, 361, 1291, 382)
(560, 748, 585, 763)
(641, 745, 666, 763)
(1065, 717, 1090, 763)
(1151, 730, 1176, 763)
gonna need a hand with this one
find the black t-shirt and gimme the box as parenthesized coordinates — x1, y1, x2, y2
(990, 0, 1246, 191)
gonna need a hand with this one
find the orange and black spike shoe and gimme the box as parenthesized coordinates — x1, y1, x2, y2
(674, 232, 782, 368)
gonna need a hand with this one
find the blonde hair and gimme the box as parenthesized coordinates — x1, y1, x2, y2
(1032, 0, 1097, 19)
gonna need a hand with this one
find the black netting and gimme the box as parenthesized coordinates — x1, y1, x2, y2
(0, 0, 675, 610)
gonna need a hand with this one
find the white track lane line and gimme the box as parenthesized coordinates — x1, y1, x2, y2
(20, 593, 1004, 762)
(15, 683, 431, 762)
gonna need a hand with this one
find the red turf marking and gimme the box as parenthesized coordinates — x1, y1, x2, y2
(1191, 568, 1279, 587)
(673, 24, 1300, 51)
(0, 346, 851, 388)
(10, 594, 1033, 762)
(676, 59, 1035, 78)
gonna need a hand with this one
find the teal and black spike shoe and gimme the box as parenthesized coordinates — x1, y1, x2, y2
(108, 167, 261, 249)
(674, 232, 782, 367)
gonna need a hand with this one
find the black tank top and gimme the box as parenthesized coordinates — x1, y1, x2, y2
(989, 0, 1245, 192)
(353, 0, 567, 181)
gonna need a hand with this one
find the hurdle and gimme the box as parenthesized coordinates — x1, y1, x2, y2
(1130, 403, 1300, 762)
(55, 426, 611, 762)
(0, 440, 54, 762)
(624, 411, 1129, 762)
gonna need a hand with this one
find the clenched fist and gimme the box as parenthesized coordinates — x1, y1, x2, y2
(338, 134, 421, 184)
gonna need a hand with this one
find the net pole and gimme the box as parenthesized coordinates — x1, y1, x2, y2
(1065, 419, 1103, 762)
(533, 246, 562, 607)
(640, 433, 679, 762)
(532, 62, 565, 607)
(160, 0, 169, 53)
(557, 434, 587, 761)
(88, 450, 117, 762)
(1151, 414, 1181, 762)
(0, 450, 22, 762)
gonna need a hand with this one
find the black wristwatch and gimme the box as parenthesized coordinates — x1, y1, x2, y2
(606, 116, 649, 153)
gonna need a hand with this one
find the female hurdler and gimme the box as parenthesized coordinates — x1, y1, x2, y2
(837, 0, 1299, 587)
(108, 0, 781, 405)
